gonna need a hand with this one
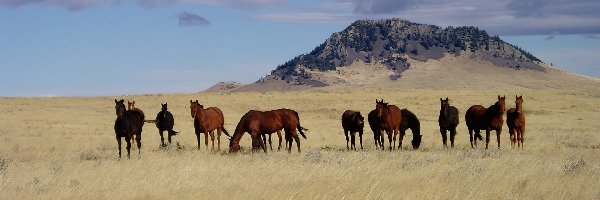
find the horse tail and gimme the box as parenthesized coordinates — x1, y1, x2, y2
(168, 130, 178, 136)
(144, 119, 156, 123)
(294, 111, 307, 139)
(475, 132, 483, 141)
(221, 125, 231, 137)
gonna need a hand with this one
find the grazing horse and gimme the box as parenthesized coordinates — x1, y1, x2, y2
(465, 95, 506, 149)
(114, 99, 143, 159)
(341, 110, 364, 150)
(190, 100, 230, 150)
(155, 103, 178, 147)
(375, 99, 402, 151)
(507, 95, 526, 149)
(229, 109, 306, 153)
(400, 109, 422, 149)
(368, 109, 384, 150)
(438, 97, 460, 148)
(127, 101, 145, 146)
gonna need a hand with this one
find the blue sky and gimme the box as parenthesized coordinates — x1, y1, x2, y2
(1, 0, 599, 96)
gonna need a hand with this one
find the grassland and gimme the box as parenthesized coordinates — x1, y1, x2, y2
(0, 88, 599, 199)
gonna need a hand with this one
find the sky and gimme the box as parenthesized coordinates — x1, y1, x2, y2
(0, 0, 599, 96)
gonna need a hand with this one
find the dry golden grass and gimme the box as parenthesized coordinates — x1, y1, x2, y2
(1, 88, 599, 199)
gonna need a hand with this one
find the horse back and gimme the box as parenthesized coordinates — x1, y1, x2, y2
(156, 110, 174, 130)
(465, 105, 486, 129)
(342, 110, 363, 132)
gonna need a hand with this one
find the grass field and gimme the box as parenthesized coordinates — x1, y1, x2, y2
(0, 88, 599, 199)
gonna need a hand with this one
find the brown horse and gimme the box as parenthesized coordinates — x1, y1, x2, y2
(507, 95, 526, 149)
(438, 97, 459, 148)
(114, 99, 143, 159)
(341, 110, 364, 150)
(127, 101, 145, 146)
(375, 99, 402, 151)
(465, 95, 506, 149)
(190, 100, 230, 150)
(229, 109, 306, 153)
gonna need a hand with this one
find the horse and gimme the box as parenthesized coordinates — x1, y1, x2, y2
(155, 103, 178, 147)
(229, 109, 306, 153)
(465, 95, 506, 149)
(375, 99, 402, 151)
(114, 99, 144, 159)
(400, 108, 422, 149)
(341, 110, 364, 150)
(438, 97, 460, 148)
(190, 100, 230, 150)
(507, 95, 526, 150)
(368, 109, 384, 150)
(127, 101, 145, 146)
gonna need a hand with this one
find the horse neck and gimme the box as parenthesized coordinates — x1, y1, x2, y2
(194, 107, 206, 121)
(516, 102, 522, 112)
(230, 120, 245, 145)
(487, 103, 502, 117)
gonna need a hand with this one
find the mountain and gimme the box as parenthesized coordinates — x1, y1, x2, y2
(212, 18, 599, 92)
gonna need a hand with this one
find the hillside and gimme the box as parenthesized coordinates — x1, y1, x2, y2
(225, 18, 598, 92)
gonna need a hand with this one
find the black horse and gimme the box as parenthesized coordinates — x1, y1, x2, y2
(438, 97, 460, 148)
(114, 99, 144, 159)
(368, 109, 383, 149)
(155, 103, 178, 147)
(399, 109, 422, 149)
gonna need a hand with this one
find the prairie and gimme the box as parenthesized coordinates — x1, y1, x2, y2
(0, 88, 599, 199)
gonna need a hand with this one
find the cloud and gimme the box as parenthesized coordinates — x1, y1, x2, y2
(0, 0, 108, 11)
(177, 12, 209, 27)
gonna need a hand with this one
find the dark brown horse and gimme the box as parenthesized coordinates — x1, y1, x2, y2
(114, 99, 143, 159)
(438, 97, 459, 148)
(465, 95, 506, 149)
(400, 109, 421, 149)
(190, 100, 230, 150)
(229, 109, 306, 153)
(375, 99, 402, 151)
(341, 110, 364, 150)
(507, 95, 526, 150)
(368, 109, 384, 149)
(155, 103, 178, 147)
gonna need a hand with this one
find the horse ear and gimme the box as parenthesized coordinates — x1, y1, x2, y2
(120, 99, 124, 103)
(445, 97, 449, 101)
(503, 95, 506, 100)
(115, 99, 118, 103)
(190, 100, 193, 103)
(440, 98, 442, 101)
(133, 101, 135, 104)
(498, 95, 501, 100)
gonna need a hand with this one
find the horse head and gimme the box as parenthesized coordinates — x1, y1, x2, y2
(127, 101, 136, 110)
(497, 95, 506, 114)
(355, 112, 365, 128)
(375, 99, 388, 118)
(114, 99, 126, 117)
(440, 97, 450, 118)
(515, 95, 523, 112)
(411, 134, 422, 149)
(161, 103, 168, 112)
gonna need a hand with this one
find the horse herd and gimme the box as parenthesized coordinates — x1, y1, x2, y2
(112, 95, 526, 159)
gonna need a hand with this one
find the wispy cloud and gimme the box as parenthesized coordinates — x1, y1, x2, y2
(178, 12, 209, 27)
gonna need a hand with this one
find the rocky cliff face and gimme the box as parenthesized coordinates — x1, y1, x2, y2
(267, 18, 544, 86)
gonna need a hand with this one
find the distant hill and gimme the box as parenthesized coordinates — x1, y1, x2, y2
(204, 81, 245, 92)
(210, 18, 599, 92)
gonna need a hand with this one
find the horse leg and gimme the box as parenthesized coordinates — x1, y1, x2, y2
(268, 133, 273, 151)
(136, 131, 142, 157)
(209, 131, 216, 150)
(277, 130, 282, 151)
(519, 128, 525, 150)
(509, 128, 515, 149)
(398, 130, 405, 150)
(350, 131, 356, 150)
(292, 130, 301, 153)
(485, 129, 491, 149)
(345, 130, 349, 150)
(159, 130, 165, 147)
(195, 132, 201, 149)
(204, 132, 209, 149)
(496, 128, 502, 149)
(257, 133, 267, 153)
(392, 130, 397, 150)
(387, 130, 393, 151)
(379, 132, 384, 150)
(468, 129, 473, 149)
(167, 130, 173, 145)
(474, 130, 481, 147)
(116, 136, 122, 160)
(450, 128, 456, 148)
(373, 131, 379, 150)
(359, 131, 363, 150)
(441, 129, 448, 147)
(125, 136, 132, 159)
